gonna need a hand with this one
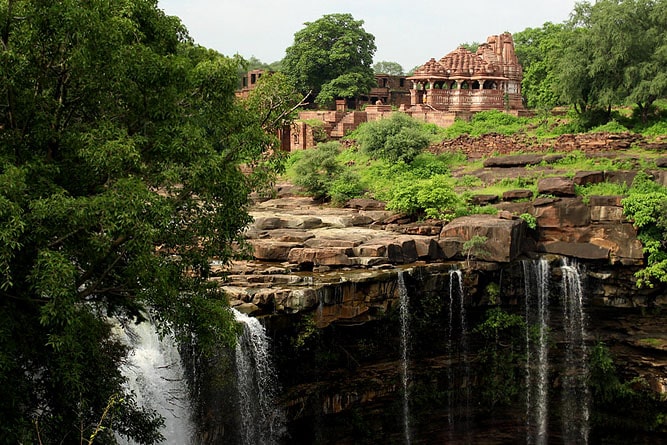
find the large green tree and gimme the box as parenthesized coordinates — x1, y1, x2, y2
(0, 0, 277, 443)
(282, 13, 377, 107)
(373, 61, 404, 76)
(513, 22, 566, 109)
(556, 0, 667, 122)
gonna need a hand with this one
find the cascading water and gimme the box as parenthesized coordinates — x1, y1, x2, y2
(560, 258, 590, 444)
(523, 259, 550, 445)
(397, 271, 412, 445)
(232, 308, 284, 445)
(447, 269, 470, 436)
(116, 320, 194, 445)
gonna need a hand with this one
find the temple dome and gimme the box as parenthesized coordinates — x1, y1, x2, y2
(438, 47, 493, 76)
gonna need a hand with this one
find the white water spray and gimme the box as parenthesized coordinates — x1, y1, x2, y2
(447, 269, 470, 436)
(397, 271, 412, 445)
(233, 309, 284, 445)
(523, 259, 550, 445)
(116, 320, 194, 445)
(560, 258, 590, 444)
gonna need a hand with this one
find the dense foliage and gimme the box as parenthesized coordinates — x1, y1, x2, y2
(351, 112, 440, 163)
(0, 0, 278, 443)
(514, 0, 667, 125)
(589, 342, 667, 434)
(282, 13, 377, 106)
(622, 172, 667, 288)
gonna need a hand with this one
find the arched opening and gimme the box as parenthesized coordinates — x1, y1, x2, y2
(461, 81, 469, 90)
(483, 80, 497, 90)
(449, 81, 458, 90)
(472, 80, 481, 90)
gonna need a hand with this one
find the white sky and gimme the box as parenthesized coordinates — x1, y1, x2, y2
(158, 0, 578, 71)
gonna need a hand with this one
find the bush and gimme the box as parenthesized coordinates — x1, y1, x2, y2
(291, 142, 343, 200)
(386, 174, 462, 220)
(589, 120, 629, 133)
(353, 113, 433, 163)
(329, 170, 364, 206)
(622, 172, 667, 288)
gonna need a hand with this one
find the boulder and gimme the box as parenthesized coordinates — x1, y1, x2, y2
(502, 189, 533, 201)
(440, 215, 526, 262)
(656, 157, 667, 168)
(573, 171, 605, 186)
(250, 240, 302, 261)
(253, 216, 285, 230)
(537, 177, 576, 197)
(471, 194, 499, 205)
(386, 236, 418, 264)
(437, 238, 462, 259)
(288, 247, 353, 267)
(605, 170, 636, 186)
(285, 216, 324, 229)
(534, 198, 590, 228)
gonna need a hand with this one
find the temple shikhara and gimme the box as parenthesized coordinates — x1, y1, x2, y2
(406, 33, 523, 112)
(239, 32, 526, 150)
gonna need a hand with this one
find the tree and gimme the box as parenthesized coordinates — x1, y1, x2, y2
(513, 23, 566, 109)
(0, 0, 278, 443)
(556, 0, 667, 123)
(373, 61, 404, 76)
(282, 13, 376, 106)
(458, 42, 480, 53)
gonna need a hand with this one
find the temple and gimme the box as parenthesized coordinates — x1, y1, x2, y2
(406, 33, 523, 112)
(237, 33, 526, 151)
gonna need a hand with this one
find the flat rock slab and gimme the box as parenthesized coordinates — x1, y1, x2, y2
(539, 241, 609, 260)
(538, 177, 576, 197)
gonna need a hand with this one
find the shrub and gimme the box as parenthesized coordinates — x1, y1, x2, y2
(354, 113, 432, 163)
(386, 174, 463, 220)
(589, 120, 629, 134)
(622, 171, 667, 288)
(519, 213, 537, 230)
(291, 142, 343, 200)
(329, 170, 364, 206)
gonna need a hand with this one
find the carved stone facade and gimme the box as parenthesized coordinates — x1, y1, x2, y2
(407, 33, 523, 112)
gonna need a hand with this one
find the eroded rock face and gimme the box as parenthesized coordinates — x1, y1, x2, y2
(220, 180, 650, 319)
(440, 214, 527, 262)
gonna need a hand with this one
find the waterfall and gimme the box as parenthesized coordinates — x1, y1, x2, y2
(397, 271, 412, 445)
(523, 259, 550, 445)
(448, 269, 470, 434)
(116, 320, 194, 445)
(560, 258, 590, 444)
(232, 308, 284, 445)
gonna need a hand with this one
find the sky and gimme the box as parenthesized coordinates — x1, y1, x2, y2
(158, 0, 579, 71)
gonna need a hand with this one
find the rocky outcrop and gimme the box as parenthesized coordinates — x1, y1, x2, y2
(439, 214, 527, 263)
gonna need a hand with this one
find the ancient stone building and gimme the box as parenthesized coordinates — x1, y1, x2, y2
(235, 69, 268, 99)
(407, 33, 523, 112)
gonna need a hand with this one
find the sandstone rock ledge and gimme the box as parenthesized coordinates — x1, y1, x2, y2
(213, 191, 647, 322)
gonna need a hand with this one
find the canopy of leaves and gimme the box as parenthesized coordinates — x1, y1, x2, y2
(0, 0, 278, 442)
(282, 13, 376, 105)
(513, 22, 566, 109)
(556, 0, 667, 122)
(373, 61, 404, 76)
